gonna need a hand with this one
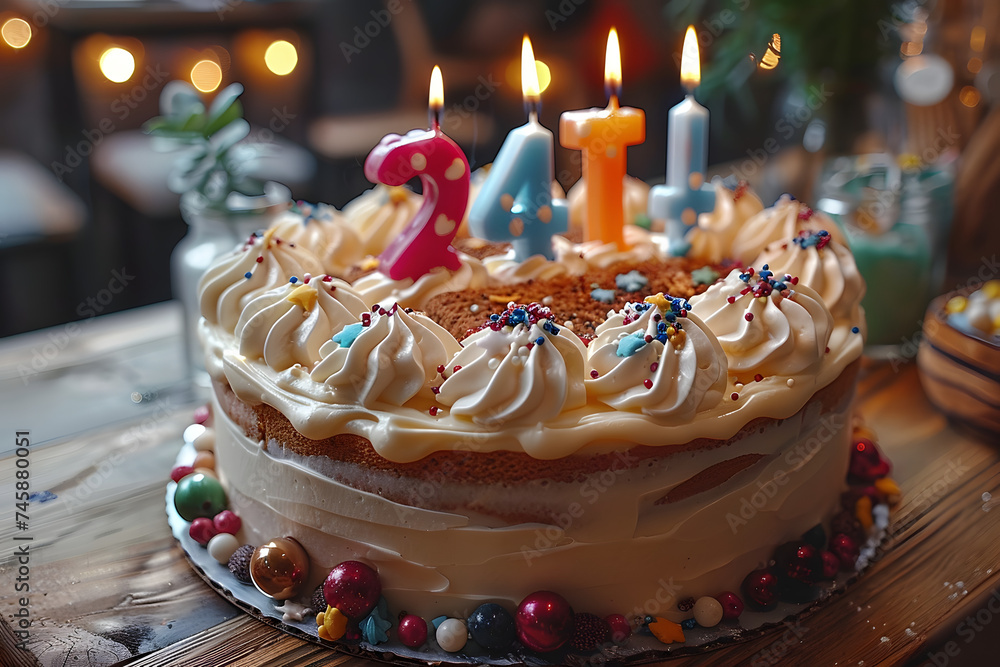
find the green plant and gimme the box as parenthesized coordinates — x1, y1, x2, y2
(145, 81, 282, 213)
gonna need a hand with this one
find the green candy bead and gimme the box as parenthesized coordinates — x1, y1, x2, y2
(174, 472, 227, 521)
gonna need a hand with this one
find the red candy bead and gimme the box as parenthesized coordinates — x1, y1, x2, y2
(775, 541, 823, 585)
(643, 379, 653, 389)
(741, 569, 778, 610)
(189, 517, 218, 546)
(849, 438, 891, 482)
(821, 551, 841, 579)
(193, 405, 210, 424)
(323, 561, 382, 619)
(397, 614, 427, 648)
(171, 465, 194, 483)
(605, 614, 631, 643)
(213, 510, 242, 535)
(830, 533, 860, 570)
(516, 591, 574, 653)
(714, 591, 744, 620)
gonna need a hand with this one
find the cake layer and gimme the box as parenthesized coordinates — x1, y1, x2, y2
(214, 363, 855, 621)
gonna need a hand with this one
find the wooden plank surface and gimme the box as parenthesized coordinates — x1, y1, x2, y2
(2, 358, 999, 667)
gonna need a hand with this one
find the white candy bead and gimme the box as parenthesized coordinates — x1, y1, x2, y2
(193, 429, 216, 452)
(436, 618, 467, 652)
(693, 596, 724, 628)
(208, 532, 240, 564)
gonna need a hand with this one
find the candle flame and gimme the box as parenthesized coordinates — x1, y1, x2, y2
(680, 26, 700, 90)
(429, 65, 444, 111)
(604, 27, 622, 97)
(521, 35, 541, 104)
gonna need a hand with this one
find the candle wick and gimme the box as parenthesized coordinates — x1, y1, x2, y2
(430, 106, 442, 131)
(608, 94, 620, 111)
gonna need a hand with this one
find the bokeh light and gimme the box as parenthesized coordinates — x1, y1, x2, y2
(264, 39, 297, 75)
(99, 47, 135, 83)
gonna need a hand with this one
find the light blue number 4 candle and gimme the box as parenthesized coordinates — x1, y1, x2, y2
(469, 36, 567, 261)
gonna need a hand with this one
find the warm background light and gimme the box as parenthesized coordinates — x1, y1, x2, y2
(429, 65, 443, 110)
(535, 60, 551, 94)
(680, 26, 700, 89)
(99, 47, 135, 83)
(2, 18, 31, 49)
(604, 27, 622, 92)
(191, 59, 223, 93)
(505, 58, 551, 94)
(264, 39, 297, 75)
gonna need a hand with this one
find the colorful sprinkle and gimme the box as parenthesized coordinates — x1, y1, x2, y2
(615, 270, 649, 292)
(643, 379, 653, 389)
(650, 362, 659, 372)
(332, 323, 364, 348)
(793, 229, 830, 250)
(429, 407, 439, 416)
(851, 326, 860, 334)
(244, 271, 252, 279)
(745, 313, 754, 322)
(691, 266, 720, 286)
(591, 288, 616, 303)
(731, 392, 739, 401)
(754, 374, 763, 382)
(590, 370, 600, 379)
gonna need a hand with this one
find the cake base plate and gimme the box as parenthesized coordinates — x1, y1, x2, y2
(168, 441, 888, 666)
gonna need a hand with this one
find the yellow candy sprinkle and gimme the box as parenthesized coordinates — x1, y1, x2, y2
(286, 284, 318, 311)
(855, 496, 873, 531)
(982, 280, 1000, 299)
(360, 256, 380, 271)
(317, 605, 347, 641)
(644, 293, 671, 311)
(388, 186, 410, 205)
(649, 617, 686, 644)
(488, 294, 521, 303)
(875, 477, 901, 499)
(945, 296, 968, 314)
(993, 313, 1000, 333)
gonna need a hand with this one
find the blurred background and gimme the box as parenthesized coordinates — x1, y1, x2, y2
(0, 0, 997, 337)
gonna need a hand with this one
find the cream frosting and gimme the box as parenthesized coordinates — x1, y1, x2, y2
(730, 195, 846, 264)
(234, 278, 368, 372)
(752, 231, 866, 324)
(308, 306, 461, 408)
(198, 230, 326, 331)
(351, 256, 488, 310)
(691, 268, 833, 378)
(586, 299, 727, 421)
(271, 203, 364, 277)
(686, 182, 764, 264)
(341, 185, 422, 257)
(436, 310, 587, 427)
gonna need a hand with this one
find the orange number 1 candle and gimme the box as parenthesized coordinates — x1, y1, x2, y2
(559, 28, 645, 247)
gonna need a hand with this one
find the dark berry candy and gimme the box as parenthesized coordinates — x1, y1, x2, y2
(605, 614, 631, 643)
(213, 510, 241, 535)
(801, 524, 827, 550)
(741, 569, 778, 610)
(680, 618, 697, 630)
(776, 576, 815, 604)
(189, 517, 218, 546)
(774, 541, 823, 586)
(848, 438, 891, 482)
(830, 510, 866, 545)
(830, 533, 860, 570)
(170, 465, 194, 483)
(345, 620, 362, 642)
(676, 597, 695, 612)
(323, 561, 382, 619)
(228, 544, 255, 584)
(398, 614, 428, 648)
(467, 602, 517, 653)
(516, 591, 574, 653)
(821, 551, 840, 579)
(715, 591, 744, 620)
(569, 613, 610, 652)
(310, 584, 327, 614)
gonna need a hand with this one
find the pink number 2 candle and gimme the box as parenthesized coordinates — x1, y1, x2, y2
(364, 66, 471, 282)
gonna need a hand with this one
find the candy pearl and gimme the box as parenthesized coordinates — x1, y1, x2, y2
(436, 618, 468, 652)
(213, 510, 242, 535)
(193, 404, 210, 424)
(170, 465, 194, 483)
(516, 591, 574, 653)
(250, 537, 310, 600)
(189, 517, 218, 546)
(605, 614, 631, 643)
(323, 561, 381, 619)
(193, 429, 215, 452)
(467, 602, 516, 653)
(208, 532, 240, 564)
(692, 596, 724, 627)
(714, 591, 744, 620)
(398, 614, 428, 648)
(192, 451, 216, 471)
(174, 473, 227, 521)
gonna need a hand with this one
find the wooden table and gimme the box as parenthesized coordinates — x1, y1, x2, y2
(2, 302, 999, 667)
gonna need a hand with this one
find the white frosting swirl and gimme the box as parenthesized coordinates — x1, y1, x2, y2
(687, 182, 764, 263)
(586, 300, 727, 420)
(730, 195, 846, 264)
(271, 204, 364, 277)
(552, 226, 659, 269)
(198, 230, 325, 331)
(341, 185, 421, 257)
(352, 256, 488, 310)
(234, 279, 368, 371)
(691, 269, 833, 377)
(310, 307, 461, 407)
(436, 317, 587, 426)
(752, 233, 865, 323)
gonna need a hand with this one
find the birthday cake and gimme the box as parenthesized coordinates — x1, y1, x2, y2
(165, 165, 903, 661)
